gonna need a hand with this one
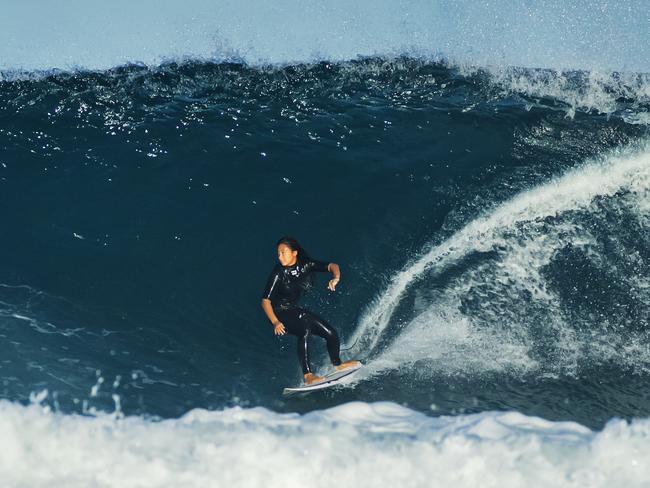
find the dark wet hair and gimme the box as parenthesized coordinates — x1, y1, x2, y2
(276, 236, 312, 263)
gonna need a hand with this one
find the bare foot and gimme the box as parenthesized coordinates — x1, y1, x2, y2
(335, 360, 361, 371)
(303, 373, 324, 385)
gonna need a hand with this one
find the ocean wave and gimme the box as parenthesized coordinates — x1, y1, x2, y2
(1, 398, 649, 488)
(1, 59, 648, 128)
(1, 41, 648, 425)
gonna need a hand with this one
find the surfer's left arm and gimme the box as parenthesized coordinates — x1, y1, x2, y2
(327, 262, 341, 291)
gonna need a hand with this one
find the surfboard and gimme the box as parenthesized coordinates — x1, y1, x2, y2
(282, 362, 363, 396)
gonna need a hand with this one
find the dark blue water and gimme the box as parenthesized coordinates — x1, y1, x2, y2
(1, 60, 649, 428)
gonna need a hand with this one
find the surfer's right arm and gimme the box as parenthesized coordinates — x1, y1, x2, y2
(261, 298, 285, 335)
(262, 266, 286, 335)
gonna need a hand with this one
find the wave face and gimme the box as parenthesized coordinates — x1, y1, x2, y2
(1, 51, 650, 485)
(1, 0, 649, 73)
(1, 60, 649, 426)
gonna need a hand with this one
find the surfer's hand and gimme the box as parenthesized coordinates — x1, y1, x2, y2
(274, 322, 286, 335)
(327, 278, 340, 291)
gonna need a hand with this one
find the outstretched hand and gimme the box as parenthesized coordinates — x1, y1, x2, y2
(327, 278, 340, 291)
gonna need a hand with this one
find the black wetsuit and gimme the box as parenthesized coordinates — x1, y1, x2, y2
(262, 258, 342, 374)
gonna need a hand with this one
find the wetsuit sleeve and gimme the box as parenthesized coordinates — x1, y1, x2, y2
(308, 260, 330, 273)
(262, 267, 281, 301)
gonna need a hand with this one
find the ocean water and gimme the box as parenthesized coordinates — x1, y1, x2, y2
(1, 1, 650, 486)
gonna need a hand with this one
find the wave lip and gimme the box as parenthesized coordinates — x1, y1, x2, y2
(2, 399, 650, 487)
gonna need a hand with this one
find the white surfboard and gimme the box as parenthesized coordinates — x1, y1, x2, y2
(282, 362, 363, 396)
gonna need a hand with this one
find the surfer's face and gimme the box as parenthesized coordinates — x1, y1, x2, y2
(277, 244, 298, 267)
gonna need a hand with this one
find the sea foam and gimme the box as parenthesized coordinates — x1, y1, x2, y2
(0, 399, 648, 488)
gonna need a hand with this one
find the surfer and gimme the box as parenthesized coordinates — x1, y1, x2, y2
(261, 237, 359, 385)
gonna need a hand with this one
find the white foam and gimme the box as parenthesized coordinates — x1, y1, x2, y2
(348, 142, 650, 377)
(2, 399, 650, 487)
(0, 0, 648, 73)
(477, 67, 650, 117)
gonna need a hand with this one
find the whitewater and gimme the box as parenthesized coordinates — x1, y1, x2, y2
(2, 398, 650, 488)
(350, 143, 650, 374)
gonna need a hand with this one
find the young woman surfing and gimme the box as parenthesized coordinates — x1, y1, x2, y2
(261, 237, 359, 385)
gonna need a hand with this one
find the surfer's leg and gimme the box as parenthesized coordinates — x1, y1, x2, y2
(296, 329, 326, 384)
(296, 328, 312, 374)
(302, 311, 360, 371)
(277, 308, 322, 383)
(301, 310, 342, 367)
